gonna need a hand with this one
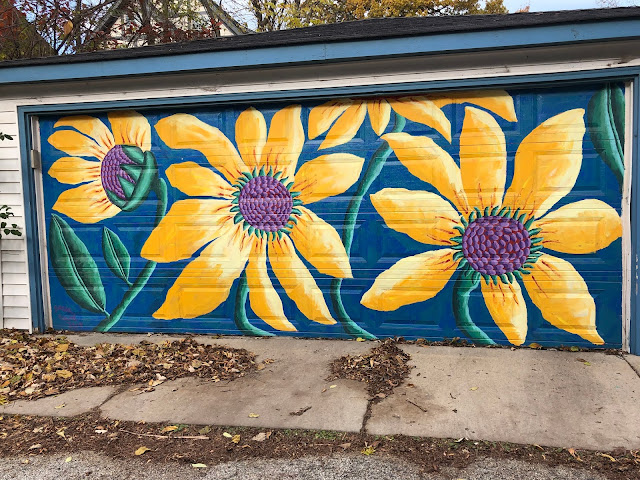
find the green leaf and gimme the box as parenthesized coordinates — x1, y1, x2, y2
(102, 227, 131, 283)
(588, 84, 625, 187)
(49, 214, 106, 313)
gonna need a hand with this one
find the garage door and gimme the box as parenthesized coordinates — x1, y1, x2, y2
(38, 83, 625, 348)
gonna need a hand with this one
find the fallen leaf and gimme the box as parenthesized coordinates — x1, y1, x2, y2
(65, 457, 72, 463)
(95, 429, 107, 434)
(598, 453, 617, 462)
(28, 444, 42, 450)
(567, 448, 583, 462)
(54, 403, 66, 409)
(356, 337, 365, 342)
(199, 426, 211, 435)
(232, 434, 241, 444)
(570, 346, 580, 352)
(55, 370, 73, 379)
(191, 464, 207, 468)
(361, 445, 376, 455)
(529, 343, 542, 349)
(339, 442, 351, 450)
(329, 385, 337, 389)
(470, 387, 478, 391)
(223, 432, 233, 438)
(252, 432, 271, 442)
(161, 425, 178, 433)
(248, 413, 260, 418)
(56, 344, 69, 352)
(134, 446, 151, 456)
(257, 364, 265, 370)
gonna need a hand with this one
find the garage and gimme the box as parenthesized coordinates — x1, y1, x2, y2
(0, 8, 636, 350)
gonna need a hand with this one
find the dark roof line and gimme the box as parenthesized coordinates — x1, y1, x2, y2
(2, 6, 640, 68)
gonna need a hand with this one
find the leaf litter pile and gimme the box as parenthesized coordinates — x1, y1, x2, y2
(1, 414, 638, 480)
(328, 338, 412, 399)
(0, 330, 260, 403)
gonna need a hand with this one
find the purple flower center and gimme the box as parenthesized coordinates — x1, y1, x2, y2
(238, 175, 293, 232)
(462, 216, 531, 276)
(100, 145, 136, 200)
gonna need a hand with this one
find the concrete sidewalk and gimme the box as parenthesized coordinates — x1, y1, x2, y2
(3, 333, 640, 451)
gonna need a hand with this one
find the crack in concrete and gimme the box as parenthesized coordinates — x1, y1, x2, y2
(622, 354, 640, 379)
(92, 384, 131, 416)
(360, 397, 375, 434)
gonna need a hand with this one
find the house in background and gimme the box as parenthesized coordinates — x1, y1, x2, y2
(93, 0, 247, 47)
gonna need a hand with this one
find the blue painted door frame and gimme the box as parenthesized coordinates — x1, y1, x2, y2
(17, 68, 640, 353)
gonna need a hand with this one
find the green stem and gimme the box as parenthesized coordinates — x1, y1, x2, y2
(451, 270, 495, 345)
(95, 179, 168, 332)
(234, 271, 274, 336)
(330, 113, 407, 339)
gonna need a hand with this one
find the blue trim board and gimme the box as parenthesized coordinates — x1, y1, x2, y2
(17, 113, 45, 333)
(2, 19, 640, 85)
(18, 68, 640, 353)
(631, 76, 640, 355)
(15, 66, 640, 116)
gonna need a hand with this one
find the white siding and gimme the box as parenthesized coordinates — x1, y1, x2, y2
(0, 38, 638, 331)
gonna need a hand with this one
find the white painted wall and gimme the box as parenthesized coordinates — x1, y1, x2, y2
(0, 38, 638, 335)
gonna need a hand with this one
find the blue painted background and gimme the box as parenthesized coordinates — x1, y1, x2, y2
(39, 83, 624, 347)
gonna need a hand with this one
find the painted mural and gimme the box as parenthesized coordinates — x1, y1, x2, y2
(40, 83, 625, 348)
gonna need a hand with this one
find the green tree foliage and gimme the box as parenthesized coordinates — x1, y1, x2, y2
(248, 0, 507, 31)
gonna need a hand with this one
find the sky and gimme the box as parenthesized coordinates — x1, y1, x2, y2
(503, 0, 638, 11)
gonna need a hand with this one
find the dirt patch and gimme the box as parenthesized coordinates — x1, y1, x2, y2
(328, 339, 412, 399)
(0, 330, 262, 403)
(0, 414, 637, 479)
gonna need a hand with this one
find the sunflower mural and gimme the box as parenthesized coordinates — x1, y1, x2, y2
(40, 85, 625, 346)
(361, 106, 622, 345)
(143, 105, 363, 333)
(46, 110, 168, 331)
(308, 90, 517, 149)
(47, 111, 156, 223)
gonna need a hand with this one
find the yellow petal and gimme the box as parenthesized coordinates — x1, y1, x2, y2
(361, 248, 458, 311)
(52, 180, 120, 224)
(268, 236, 336, 325)
(108, 110, 151, 151)
(503, 109, 585, 217)
(389, 97, 451, 142)
(289, 206, 352, 278)
(382, 132, 468, 213)
(459, 107, 507, 210)
(367, 99, 391, 136)
(481, 280, 528, 346)
(153, 230, 250, 320)
(262, 105, 305, 180)
(48, 130, 108, 159)
(155, 114, 246, 183)
(293, 153, 364, 204)
(370, 188, 461, 245)
(522, 254, 604, 345)
(235, 107, 267, 169)
(308, 99, 353, 139)
(141, 199, 233, 262)
(54, 116, 115, 151)
(246, 239, 296, 331)
(166, 162, 235, 198)
(430, 89, 517, 122)
(48, 157, 101, 185)
(319, 102, 367, 150)
(534, 199, 622, 254)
